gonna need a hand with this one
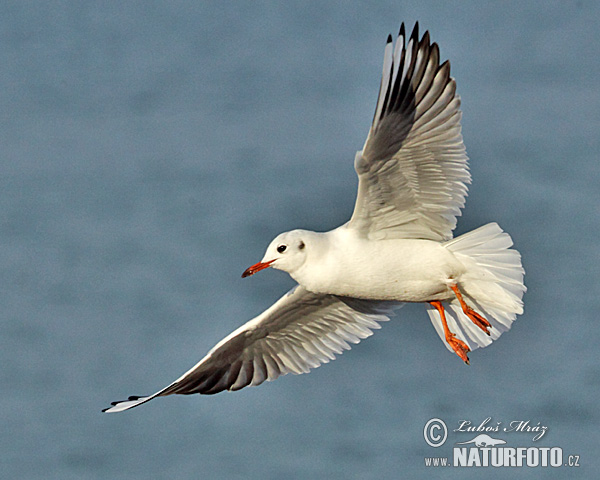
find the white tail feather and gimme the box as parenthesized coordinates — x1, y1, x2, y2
(427, 223, 526, 352)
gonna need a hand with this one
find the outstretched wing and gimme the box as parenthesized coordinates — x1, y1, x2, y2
(104, 286, 399, 412)
(348, 23, 470, 242)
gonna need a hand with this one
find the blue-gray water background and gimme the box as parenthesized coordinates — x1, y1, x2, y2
(1, 1, 598, 479)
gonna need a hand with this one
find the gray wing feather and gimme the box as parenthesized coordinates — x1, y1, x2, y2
(349, 23, 470, 241)
(104, 286, 400, 412)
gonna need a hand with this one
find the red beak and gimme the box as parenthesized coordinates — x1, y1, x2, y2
(242, 259, 275, 278)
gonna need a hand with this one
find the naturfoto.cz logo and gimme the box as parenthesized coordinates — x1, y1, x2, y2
(423, 417, 580, 468)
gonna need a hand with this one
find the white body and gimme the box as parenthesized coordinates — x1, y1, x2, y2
(290, 227, 465, 302)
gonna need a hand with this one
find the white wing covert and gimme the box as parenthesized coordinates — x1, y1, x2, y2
(104, 286, 399, 412)
(349, 23, 470, 242)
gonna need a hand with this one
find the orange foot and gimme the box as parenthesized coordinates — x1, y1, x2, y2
(447, 333, 471, 365)
(450, 284, 491, 335)
(429, 300, 471, 364)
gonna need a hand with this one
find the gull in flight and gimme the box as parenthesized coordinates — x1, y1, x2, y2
(104, 22, 525, 413)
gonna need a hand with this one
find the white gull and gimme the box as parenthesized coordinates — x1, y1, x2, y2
(104, 22, 525, 413)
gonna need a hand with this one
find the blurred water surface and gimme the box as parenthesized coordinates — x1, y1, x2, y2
(1, 1, 598, 479)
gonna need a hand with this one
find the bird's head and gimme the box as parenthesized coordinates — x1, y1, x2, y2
(242, 230, 310, 278)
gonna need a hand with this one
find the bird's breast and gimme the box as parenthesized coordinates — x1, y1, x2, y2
(296, 238, 466, 303)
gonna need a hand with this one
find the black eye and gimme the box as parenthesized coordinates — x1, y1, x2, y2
(277, 245, 287, 253)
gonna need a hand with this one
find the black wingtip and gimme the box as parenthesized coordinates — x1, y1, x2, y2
(102, 394, 147, 412)
(438, 59, 451, 76)
(399, 23, 405, 38)
(103, 401, 122, 411)
(410, 22, 419, 41)
(386, 33, 392, 43)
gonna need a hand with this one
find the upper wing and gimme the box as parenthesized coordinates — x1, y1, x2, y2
(104, 286, 400, 412)
(348, 23, 470, 242)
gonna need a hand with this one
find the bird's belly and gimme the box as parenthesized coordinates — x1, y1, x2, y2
(308, 239, 465, 302)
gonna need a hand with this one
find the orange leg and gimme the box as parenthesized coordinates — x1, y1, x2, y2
(429, 300, 470, 365)
(450, 284, 491, 335)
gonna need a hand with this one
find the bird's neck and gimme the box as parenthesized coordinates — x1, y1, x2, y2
(288, 229, 346, 294)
